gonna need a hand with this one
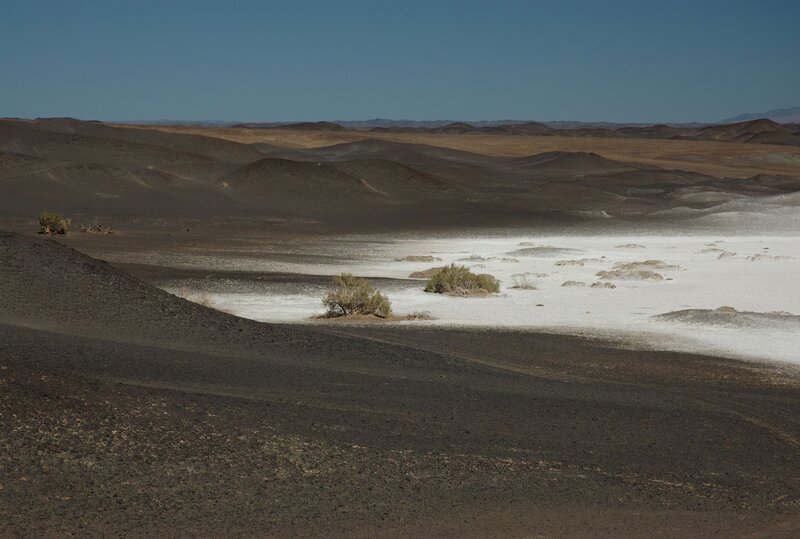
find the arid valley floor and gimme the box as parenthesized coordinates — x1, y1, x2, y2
(1, 118, 800, 537)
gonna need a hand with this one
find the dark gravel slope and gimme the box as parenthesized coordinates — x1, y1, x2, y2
(1, 232, 799, 537)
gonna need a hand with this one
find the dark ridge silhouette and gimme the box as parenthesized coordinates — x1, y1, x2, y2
(274, 121, 345, 131)
(429, 121, 477, 134)
(329, 117, 800, 145)
(616, 124, 682, 138)
(15, 117, 264, 164)
(486, 121, 554, 135)
(232, 121, 345, 131)
(695, 119, 786, 141)
(722, 105, 800, 124)
(507, 151, 636, 175)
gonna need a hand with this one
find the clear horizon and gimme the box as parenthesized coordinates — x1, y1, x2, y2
(2, 0, 798, 123)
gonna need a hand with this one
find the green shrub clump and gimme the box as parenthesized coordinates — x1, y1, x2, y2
(323, 273, 392, 317)
(38, 211, 70, 235)
(424, 264, 500, 296)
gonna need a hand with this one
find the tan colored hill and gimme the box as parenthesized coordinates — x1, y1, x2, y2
(506, 151, 635, 175)
(694, 119, 789, 142)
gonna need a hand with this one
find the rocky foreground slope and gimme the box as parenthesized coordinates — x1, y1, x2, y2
(1, 232, 799, 536)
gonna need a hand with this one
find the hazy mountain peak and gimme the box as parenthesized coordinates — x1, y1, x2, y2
(722, 106, 800, 124)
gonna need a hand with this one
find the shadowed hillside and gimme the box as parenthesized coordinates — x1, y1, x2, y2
(2, 118, 800, 231)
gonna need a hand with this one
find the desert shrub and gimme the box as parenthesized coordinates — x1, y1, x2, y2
(596, 269, 664, 281)
(613, 260, 681, 271)
(79, 218, 113, 234)
(409, 266, 445, 279)
(38, 211, 70, 235)
(510, 273, 537, 290)
(424, 264, 500, 296)
(323, 273, 391, 317)
(397, 255, 441, 262)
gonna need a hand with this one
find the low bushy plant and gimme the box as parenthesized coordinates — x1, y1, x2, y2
(510, 273, 537, 290)
(424, 264, 500, 296)
(79, 217, 113, 234)
(323, 273, 392, 317)
(38, 211, 70, 235)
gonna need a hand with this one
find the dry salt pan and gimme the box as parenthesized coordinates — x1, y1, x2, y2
(181, 234, 800, 365)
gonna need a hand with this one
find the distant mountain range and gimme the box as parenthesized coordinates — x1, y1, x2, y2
(101, 109, 800, 129)
(722, 106, 800, 124)
(229, 119, 716, 129)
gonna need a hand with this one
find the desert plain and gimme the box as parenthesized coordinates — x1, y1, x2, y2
(1, 117, 800, 537)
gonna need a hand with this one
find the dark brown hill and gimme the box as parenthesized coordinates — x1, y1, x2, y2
(558, 127, 622, 138)
(0, 152, 235, 216)
(0, 119, 230, 182)
(221, 158, 381, 203)
(276, 121, 345, 131)
(330, 159, 467, 200)
(430, 122, 477, 134)
(160, 116, 800, 148)
(41, 118, 265, 164)
(254, 138, 499, 175)
(743, 131, 800, 146)
(694, 118, 788, 142)
(219, 157, 470, 221)
(0, 119, 272, 216)
(248, 137, 747, 205)
(348, 118, 800, 146)
(232, 121, 345, 131)
(507, 151, 636, 176)
(0, 231, 275, 343)
(616, 124, 685, 139)
(489, 121, 554, 136)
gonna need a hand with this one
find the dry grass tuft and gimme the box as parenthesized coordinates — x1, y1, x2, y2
(510, 273, 538, 290)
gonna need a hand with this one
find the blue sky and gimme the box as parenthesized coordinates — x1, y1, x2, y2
(1, 0, 798, 122)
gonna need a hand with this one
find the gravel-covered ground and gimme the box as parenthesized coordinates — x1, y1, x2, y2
(1, 232, 799, 537)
